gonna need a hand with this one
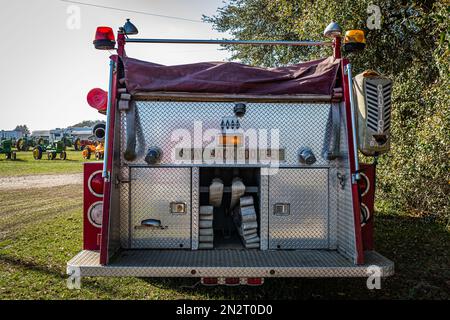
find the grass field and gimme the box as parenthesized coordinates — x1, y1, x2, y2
(0, 185, 449, 299)
(0, 150, 97, 177)
(0, 153, 449, 299)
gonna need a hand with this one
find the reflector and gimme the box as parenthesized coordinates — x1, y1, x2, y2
(88, 170, 104, 197)
(246, 277, 264, 286)
(87, 88, 108, 111)
(93, 26, 116, 50)
(225, 277, 240, 285)
(201, 277, 218, 285)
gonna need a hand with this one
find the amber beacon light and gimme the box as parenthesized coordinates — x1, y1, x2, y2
(344, 29, 366, 52)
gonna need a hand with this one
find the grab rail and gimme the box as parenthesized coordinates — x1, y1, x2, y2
(125, 38, 332, 46)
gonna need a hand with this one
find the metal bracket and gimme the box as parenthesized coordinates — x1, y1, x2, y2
(337, 172, 346, 190)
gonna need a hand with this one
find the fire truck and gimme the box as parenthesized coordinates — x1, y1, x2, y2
(67, 20, 394, 285)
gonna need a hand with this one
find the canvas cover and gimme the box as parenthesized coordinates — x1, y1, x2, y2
(120, 56, 340, 96)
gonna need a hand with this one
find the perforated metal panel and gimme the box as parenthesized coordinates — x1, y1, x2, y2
(121, 101, 333, 166)
(130, 167, 191, 249)
(269, 169, 329, 249)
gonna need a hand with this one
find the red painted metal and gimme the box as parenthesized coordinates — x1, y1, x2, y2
(360, 163, 375, 250)
(83, 162, 103, 250)
(341, 59, 364, 264)
(117, 32, 126, 58)
(99, 60, 118, 265)
(333, 37, 341, 59)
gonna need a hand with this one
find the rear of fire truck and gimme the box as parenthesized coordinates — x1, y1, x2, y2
(68, 20, 394, 285)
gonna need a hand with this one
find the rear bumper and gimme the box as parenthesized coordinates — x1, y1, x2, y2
(67, 249, 394, 278)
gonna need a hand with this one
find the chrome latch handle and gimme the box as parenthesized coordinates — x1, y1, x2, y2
(135, 219, 168, 230)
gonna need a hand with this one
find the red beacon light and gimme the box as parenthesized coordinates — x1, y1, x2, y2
(87, 88, 108, 112)
(93, 26, 116, 50)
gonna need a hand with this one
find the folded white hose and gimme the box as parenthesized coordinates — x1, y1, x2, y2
(209, 178, 224, 208)
(230, 177, 246, 209)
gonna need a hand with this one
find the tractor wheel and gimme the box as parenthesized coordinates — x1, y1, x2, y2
(33, 146, 42, 160)
(6, 152, 11, 160)
(11, 152, 16, 161)
(47, 152, 56, 160)
(60, 151, 67, 160)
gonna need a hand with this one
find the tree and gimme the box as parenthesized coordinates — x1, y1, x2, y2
(69, 120, 102, 128)
(205, 0, 450, 219)
(14, 125, 30, 135)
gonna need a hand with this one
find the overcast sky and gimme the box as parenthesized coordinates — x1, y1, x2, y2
(0, 0, 230, 131)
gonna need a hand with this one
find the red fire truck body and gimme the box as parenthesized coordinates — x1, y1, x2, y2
(67, 21, 394, 284)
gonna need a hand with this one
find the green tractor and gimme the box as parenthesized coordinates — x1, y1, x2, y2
(33, 140, 67, 160)
(0, 140, 17, 160)
(16, 135, 35, 151)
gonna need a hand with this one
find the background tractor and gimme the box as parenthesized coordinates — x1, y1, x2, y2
(0, 140, 17, 160)
(16, 135, 36, 151)
(81, 123, 105, 160)
(33, 140, 67, 160)
(45, 141, 67, 160)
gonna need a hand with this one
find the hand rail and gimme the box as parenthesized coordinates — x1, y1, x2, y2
(125, 38, 332, 46)
(102, 59, 115, 180)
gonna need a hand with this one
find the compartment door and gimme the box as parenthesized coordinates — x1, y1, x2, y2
(130, 167, 191, 249)
(269, 169, 329, 249)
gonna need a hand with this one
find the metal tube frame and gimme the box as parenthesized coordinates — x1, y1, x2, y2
(344, 64, 360, 182)
(125, 38, 332, 47)
(102, 60, 115, 181)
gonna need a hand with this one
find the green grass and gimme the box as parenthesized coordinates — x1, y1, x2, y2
(0, 186, 449, 299)
(0, 150, 97, 177)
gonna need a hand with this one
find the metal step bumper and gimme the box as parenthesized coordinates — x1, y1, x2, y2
(67, 250, 394, 278)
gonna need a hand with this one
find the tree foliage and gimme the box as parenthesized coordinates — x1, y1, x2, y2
(69, 120, 101, 128)
(206, 0, 449, 220)
(14, 125, 30, 135)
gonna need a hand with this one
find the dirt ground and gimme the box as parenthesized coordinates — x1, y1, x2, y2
(0, 174, 82, 190)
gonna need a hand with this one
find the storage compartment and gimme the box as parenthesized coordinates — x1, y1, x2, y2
(269, 168, 329, 249)
(199, 167, 261, 250)
(129, 167, 192, 249)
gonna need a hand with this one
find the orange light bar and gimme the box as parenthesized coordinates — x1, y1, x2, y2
(218, 135, 243, 146)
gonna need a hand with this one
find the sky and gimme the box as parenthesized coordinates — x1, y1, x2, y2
(0, 0, 231, 132)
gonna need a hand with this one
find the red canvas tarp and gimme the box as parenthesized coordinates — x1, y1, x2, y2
(121, 56, 341, 96)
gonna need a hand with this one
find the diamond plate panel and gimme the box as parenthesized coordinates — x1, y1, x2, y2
(121, 101, 333, 166)
(68, 250, 394, 278)
(260, 174, 269, 250)
(119, 165, 130, 248)
(130, 167, 192, 249)
(269, 169, 329, 249)
(336, 103, 357, 262)
(191, 167, 199, 250)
